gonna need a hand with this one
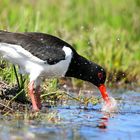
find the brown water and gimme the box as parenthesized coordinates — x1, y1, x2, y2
(0, 88, 140, 140)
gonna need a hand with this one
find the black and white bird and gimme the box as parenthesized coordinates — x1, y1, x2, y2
(0, 30, 111, 111)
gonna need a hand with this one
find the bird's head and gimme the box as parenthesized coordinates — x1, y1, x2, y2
(90, 65, 110, 104)
(88, 64, 106, 87)
(66, 53, 110, 105)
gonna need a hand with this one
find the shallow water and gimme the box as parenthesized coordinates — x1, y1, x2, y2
(0, 89, 140, 140)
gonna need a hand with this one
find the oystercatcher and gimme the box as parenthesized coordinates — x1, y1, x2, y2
(0, 30, 110, 111)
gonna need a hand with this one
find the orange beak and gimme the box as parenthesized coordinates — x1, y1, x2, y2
(98, 84, 110, 104)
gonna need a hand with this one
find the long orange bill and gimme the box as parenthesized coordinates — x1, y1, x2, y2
(98, 84, 111, 105)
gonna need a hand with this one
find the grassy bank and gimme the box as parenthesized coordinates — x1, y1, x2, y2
(0, 0, 140, 88)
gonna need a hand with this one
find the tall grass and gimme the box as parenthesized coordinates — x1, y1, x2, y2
(0, 0, 140, 86)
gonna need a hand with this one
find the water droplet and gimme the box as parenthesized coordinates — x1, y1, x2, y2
(80, 26, 84, 30)
(117, 38, 120, 41)
(90, 76, 92, 79)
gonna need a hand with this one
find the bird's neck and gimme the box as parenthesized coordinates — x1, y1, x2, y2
(65, 53, 97, 83)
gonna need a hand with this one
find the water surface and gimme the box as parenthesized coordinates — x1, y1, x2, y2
(0, 89, 140, 140)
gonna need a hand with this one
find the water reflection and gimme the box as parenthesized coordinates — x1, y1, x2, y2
(97, 115, 109, 129)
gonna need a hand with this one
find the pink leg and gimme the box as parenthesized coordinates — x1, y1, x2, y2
(28, 81, 41, 111)
(35, 85, 41, 109)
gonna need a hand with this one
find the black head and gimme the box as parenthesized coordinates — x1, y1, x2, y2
(89, 64, 106, 87)
(66, 52, 111, 105)
(65, 53, 106, 87)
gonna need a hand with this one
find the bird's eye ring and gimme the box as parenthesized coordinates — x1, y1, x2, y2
(98, 72, 103, 80)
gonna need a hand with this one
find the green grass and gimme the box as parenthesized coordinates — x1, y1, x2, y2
(0, 0, 140, 88)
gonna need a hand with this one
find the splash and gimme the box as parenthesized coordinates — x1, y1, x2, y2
(101, 97, 118, 112)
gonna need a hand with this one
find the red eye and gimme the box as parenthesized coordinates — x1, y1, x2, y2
(98, 72, 103, 80)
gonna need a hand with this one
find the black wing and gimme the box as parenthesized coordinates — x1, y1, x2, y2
(0, 31, 73, 64)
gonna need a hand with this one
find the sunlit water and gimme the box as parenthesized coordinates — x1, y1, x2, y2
(0, 89, 140, 140)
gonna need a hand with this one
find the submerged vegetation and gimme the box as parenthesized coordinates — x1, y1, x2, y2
(0, 0, 140, 109)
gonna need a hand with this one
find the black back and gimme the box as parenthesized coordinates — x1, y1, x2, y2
(0, 30, 75, 64)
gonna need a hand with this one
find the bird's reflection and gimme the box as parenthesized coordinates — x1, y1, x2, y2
(97, 112, 116, 130)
